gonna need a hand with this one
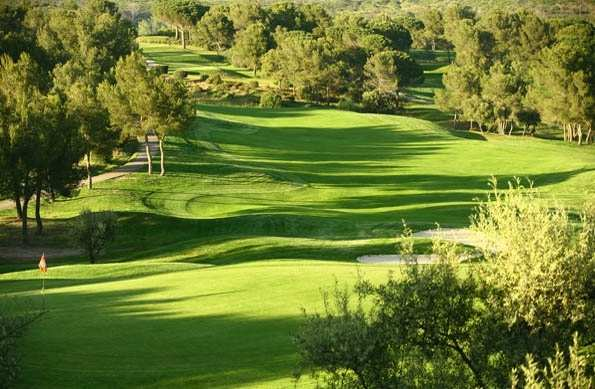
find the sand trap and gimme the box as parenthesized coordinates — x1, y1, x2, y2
(357, 228, 490, 265)
(358, 254, 439, 265)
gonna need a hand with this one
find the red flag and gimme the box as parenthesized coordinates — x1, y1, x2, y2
(38, 253, 47, 273)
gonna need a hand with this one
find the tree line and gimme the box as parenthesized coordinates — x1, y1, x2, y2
(0, 0, 192, 243)
(436, 7, 594, 143)
(152, 1, 593, 138)
(153, 0, 427, 111)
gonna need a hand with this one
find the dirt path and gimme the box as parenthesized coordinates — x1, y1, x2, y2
(0, 136, 158, 212)
(357, 228, 488, 265)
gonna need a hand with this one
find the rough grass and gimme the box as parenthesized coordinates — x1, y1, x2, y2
(1, 44, 595, 388)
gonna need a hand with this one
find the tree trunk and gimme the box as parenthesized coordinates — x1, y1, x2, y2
(14, 193, 22, 220)
(253, 64, 257, 76)
(174, 26, 178, 40)
(431, 39, 436, 51)
(508, 121, 514, 136)
(181, 28, 186, 49)
(159, 137, 165, 176)
(145, 134, 153, 175)
(22, 195, 30, 244)
(577, 124, 582, 145)
(86, 151, 93, 190)
(35, 183, 42, 235)
(586, 128, 592, 144)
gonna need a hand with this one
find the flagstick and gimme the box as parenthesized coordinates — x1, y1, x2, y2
(41, 276, 45, 294)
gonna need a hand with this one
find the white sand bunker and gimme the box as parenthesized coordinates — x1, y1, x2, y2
(357, 228, 490, 265)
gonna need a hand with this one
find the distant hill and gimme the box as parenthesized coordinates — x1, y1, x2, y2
(116, 0, 594, 21)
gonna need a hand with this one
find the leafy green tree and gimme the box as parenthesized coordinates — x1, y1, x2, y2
(529, 21, 594, 144)
(36, 0, 136, 75)
(296, 247, 499, 388)
(230, 22, 270, 75)
(52, 60, 115, 190)
(420, 8, 445, 51)
(268, 1, 301, 32)
(297, 3, 331, 35)
(74, 209, 117, 263)
(473, 180, 594, 340)
(153, 0, 208, 49)
(0, 3, 44, 65)
(0, 53, 49, 240)
(364, 50, 423, 96)
(194, 5, 234, 53)
(511, 334, 593, 389)
(482, 62, 525, 134)
(368, 16, 412, 52)
(0, 53, 83, 240)
(152, 76, 192, 176)
(99, 52, 157, 174)
(262, 30, 346, 104)
(228, 0, 266, 32)
(99, 52, 191, 176)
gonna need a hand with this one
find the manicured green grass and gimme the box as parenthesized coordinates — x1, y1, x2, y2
(140, 43, 268, 83)
(2, 104, 595, 387)
(2, 44, 595, 388)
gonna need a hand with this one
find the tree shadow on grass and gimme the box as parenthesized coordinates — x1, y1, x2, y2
(3, 286, 305, 388)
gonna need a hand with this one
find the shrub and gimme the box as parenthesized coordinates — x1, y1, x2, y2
(511, 334, 592, 389)
(173, 70, 188, 80)
(473, 179, 595, 334)
(196, 74, 208, 82)
(248, 80, 259, 89)
(0, 301, 44, 386)
(151, 64, 169, 75)
(259, 91, 282, 108)
(362, 90, 400, 114)
(73, 209, 117, 263)
(337, 97, 358, 111)
(207, 73, 224, 85)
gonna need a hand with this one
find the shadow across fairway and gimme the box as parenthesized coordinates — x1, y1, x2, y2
(4, 285, 305, 388)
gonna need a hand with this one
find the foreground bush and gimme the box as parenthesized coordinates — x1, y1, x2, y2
(173, 70, 188, 80)
(296, 181, 595, 388)
(473, 179, 595, 337)
(0, 302, 44, 387)
(259, 91, 282, 108)
(511, 334, 592, 389)
(73, 209, 117, 263)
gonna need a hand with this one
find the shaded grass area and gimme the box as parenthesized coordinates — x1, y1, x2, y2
(2, 261, 406, 388)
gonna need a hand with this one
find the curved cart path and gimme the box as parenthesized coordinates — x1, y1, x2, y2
(357, 228, 490, 265)
(0, 136, 158, 212)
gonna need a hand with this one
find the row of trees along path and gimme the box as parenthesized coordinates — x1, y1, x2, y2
(0, 0, 191, 244)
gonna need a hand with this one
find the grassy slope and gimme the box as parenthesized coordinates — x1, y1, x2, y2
(1, 44, 595, 388)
